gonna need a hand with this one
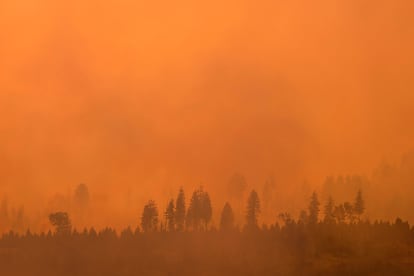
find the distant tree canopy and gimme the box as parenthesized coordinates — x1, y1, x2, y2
(308, 191, 320, 225)
(220, 202, 235, 231)
(246, 190, 260, 229)
(175, 188, 186, 232)
(354, 189, 365, 220)
(278, 212, 293, 226)
(22, 184, 369, 239)
(74, 183, 90, 210)
(298, 209, 308, 224)
(49, 212, 72, 235)
(322, 174, 369, 204)
(228, 173, 247, 200)
(43, 189, 367, 235)
(186, 186, 212, 230)
(323, 196, 335, 224)
(164, 199, 175, 232)
(141, 200, 158, 232)
(321, 190, 366, 224)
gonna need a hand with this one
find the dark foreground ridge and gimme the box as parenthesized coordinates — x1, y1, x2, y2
(1, 218, 414, 275)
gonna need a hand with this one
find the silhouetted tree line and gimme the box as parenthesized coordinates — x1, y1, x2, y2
(1, 186, 414, 275)
(0, 186, 404, 237)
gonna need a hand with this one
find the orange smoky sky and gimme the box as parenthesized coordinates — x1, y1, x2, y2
(0, 0, 414, 228)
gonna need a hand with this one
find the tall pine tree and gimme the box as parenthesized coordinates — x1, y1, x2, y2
(220, 202, 235, 231)
(308, 191, 320, 225)
(141, 200, 159, 232)
(323, 196, 335, 224)
(245, 190, 260, 230)
(175, 188, 186, 231)
(165, 199, 175, 232)
(354, 189, 365, 221)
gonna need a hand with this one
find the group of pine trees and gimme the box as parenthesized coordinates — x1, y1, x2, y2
(138, 187, 365, 233)
(289, 190, 365, 226)
(140, 186, 214, 232)
(322, 190, 365, 224)
(45, 186, 366, 235)
(139, 187, 265, 233)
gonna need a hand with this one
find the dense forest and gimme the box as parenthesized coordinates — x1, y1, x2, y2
(1, 0, 413, 274)
(1, 186, 414, 276)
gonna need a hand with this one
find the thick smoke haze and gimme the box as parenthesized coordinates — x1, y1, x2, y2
(0, 0, 414, 231)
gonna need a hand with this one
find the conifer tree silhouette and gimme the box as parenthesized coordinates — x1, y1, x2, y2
(141, 200, 159, 232)
(187, 186, 212, 230)
(323, 196, 335, 224)
(220, 202, 235, 231)
(245, 190, 260, 229)
(175, 188, 186, 231)
(165, 199, 175, 232)
(308, 192, 320, 225)
(354, 189, 365, 221)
